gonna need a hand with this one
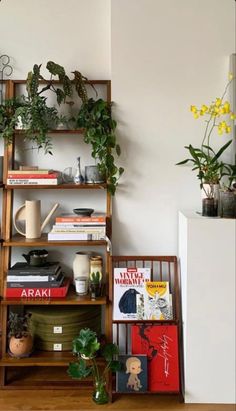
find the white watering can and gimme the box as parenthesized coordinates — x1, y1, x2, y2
(13, 200, 59, 239)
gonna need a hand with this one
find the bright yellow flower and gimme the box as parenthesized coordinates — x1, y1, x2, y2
(215, 98, 222, 107)
(218, 126, 223, 135)
(230, 113, 236, 120)
(226, 126, 231, 133)
(190, 105, 197, 113)
(228, 72, 234, 81)
(201, 104, 208, 113)
(223, 101, 230, 113)
(193, 113, 199, 119)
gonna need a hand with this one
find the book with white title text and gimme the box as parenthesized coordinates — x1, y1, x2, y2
(113, 267, 151, 321)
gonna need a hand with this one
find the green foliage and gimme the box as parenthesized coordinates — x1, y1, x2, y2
(90, 271, 101, 284)
(8, 312, 31, 339)
(176, 140, 232, 197)
(68, 328, 121, 384)
(77, 98, 124, 194)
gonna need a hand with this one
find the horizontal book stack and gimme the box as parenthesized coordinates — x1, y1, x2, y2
(7, 169, 61, 185)
(48, 213, 106, 241)
(5, 262, 70, 298)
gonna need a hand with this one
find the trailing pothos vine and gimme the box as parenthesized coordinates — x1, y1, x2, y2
(0, 61, 124, 194)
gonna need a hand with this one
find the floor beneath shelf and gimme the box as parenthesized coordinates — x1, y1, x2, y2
(0, 390, 234, 411)
(0, 368, 234, 411)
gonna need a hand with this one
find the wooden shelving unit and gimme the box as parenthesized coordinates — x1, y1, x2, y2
(0, 79, 113, 391)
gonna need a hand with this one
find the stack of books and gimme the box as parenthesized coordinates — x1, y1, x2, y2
(48, 213, 106, 241)
(7, 169, 61, 185)
(5, 262, 70, 298)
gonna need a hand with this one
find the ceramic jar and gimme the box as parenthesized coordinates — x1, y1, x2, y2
(9, 334, 33, 358)
(73, 252, 90, 284)
(90, 256, 103, 281)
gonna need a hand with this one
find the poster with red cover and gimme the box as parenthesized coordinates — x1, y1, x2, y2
(131, 324, 179, 392)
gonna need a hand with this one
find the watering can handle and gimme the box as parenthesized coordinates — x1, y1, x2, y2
(41, 203, 59, 232)
(13, 204, 26, 236)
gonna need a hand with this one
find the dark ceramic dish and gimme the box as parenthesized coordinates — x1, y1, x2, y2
(73, 208, 94, 217)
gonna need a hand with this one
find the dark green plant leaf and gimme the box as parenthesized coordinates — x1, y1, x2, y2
(67, 360, 92, 379)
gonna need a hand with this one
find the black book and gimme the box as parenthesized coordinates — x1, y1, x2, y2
(7, 262, 61, 275)
(7, 272, 65, 289)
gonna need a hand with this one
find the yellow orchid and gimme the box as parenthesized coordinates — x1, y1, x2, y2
(215, 98, 222, 107)
(190, 105, 197, 113)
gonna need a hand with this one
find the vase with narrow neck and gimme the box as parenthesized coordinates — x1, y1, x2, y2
(74, 157, 84, 184)
(92, 379, 109, 404)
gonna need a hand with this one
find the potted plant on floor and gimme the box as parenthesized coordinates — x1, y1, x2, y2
(8, 312, 33, 358)
(68, 328, 121, 404)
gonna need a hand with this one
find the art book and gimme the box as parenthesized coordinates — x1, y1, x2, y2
(131, 325, 179, 392)
(113, 267, 151, 320)
(144, 281, 172, 320)
(116, 355, 148, 393)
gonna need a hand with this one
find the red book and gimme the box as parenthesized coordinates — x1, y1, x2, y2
(131, 325, 179, 392)
(56, 214, 106, 223)
(7, 172, 59, 179)
(4, 278, 70, 298)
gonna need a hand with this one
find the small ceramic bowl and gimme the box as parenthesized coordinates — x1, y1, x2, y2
(73, 208, 94, 217)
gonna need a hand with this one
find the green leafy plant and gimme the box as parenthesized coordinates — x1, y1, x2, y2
(68, 328, 121, 403)
(8, 312, 31, 338)
(90, 271, 102, 284)
(177, 141, 232, 198)
(77, 98, 124, 194)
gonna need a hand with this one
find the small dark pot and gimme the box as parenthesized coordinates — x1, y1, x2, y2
(202, 198, 218, 217)
(89, 282, 102, 299)
(219, 191, 236, 218)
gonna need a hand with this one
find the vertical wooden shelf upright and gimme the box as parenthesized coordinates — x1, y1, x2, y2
(0, 79, 113, 391)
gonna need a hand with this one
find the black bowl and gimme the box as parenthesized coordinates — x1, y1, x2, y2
(73, 208, 94, 217)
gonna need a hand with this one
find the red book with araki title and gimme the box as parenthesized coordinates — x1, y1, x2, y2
(5, 278, 70, 298)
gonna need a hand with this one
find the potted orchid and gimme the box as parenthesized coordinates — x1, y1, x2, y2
(177, 74, 236, 216)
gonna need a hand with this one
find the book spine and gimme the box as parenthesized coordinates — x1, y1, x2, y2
(7, 173, 59, 179)
(9, 169, 53, 174)
(48, 233, 105, 240)
(7, 276, 51, 282)
(54, 222, 106, 227)
(55, 217, 106, 223)
(7, 267, 60, 275)
(7, 179, 59, 185)
(7, 280, 64, 288)
(50, 227, 106, 233)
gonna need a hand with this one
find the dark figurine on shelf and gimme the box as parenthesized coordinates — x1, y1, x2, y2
(74, 157, 84, 184)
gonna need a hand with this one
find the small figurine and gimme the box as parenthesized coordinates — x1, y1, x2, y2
(74, 157, 84, 184)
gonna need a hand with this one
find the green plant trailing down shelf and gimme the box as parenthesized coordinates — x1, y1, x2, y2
(68, 328, 121, 404)
(0, 61, 124, 194)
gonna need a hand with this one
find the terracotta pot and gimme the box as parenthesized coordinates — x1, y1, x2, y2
(9, 334, 33, 358)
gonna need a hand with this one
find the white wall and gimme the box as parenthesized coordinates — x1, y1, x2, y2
(111, 0, 235, 254)
(0, 0, 235, 256)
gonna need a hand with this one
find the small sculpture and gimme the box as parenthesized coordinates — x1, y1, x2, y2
(74, 157, 84, 184)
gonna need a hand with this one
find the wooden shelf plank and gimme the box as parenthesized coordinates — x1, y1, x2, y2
(5, 183, 107, 190)
(1, 286, 107, 306)
(0, 351, 105, 367)
(112, 319, 178, 324)
(12, 79, 110, 85)
(3, 234, 107, 247)
(14, 129, 84, 135)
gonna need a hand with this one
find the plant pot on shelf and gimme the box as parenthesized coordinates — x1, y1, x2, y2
(219, 190, 236, 218)
(202, 197, 218, 217)
(9, 334, 33, 358)
(92, 379, 109, 404)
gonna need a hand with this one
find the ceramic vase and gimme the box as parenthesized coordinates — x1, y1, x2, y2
(73, 252, 90, 283)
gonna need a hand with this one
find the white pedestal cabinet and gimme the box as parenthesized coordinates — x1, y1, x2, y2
(178, 211, 236, 404)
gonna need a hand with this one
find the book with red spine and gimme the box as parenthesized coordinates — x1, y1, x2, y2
(5, 278, 70, 298)
(55, 214, 106, 223)
(131, 324, 179, 392)
(7, 172, 60, 179)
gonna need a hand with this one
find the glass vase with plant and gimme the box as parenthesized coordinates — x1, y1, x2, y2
(177, 74, 236, 216)
(68, 328, 121, 404)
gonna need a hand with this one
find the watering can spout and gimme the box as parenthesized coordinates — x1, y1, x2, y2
(41, 203, 59, 232)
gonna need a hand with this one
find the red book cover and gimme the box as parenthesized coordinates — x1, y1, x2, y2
(131, 325, 179, 392)
(4, 278, 70, 298)
(7, 172, 59, 179)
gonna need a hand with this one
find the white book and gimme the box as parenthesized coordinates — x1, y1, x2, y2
(48, 232, 106, 240)
(113, 267, 151, 321)
(7, 179, 59, 185)
(51, 226, 106, 234)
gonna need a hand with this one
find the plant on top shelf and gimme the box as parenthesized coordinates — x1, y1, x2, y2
(77, 97, 124, 195)
(68, 328, 121, 404)
(176, 74, 236, 215)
